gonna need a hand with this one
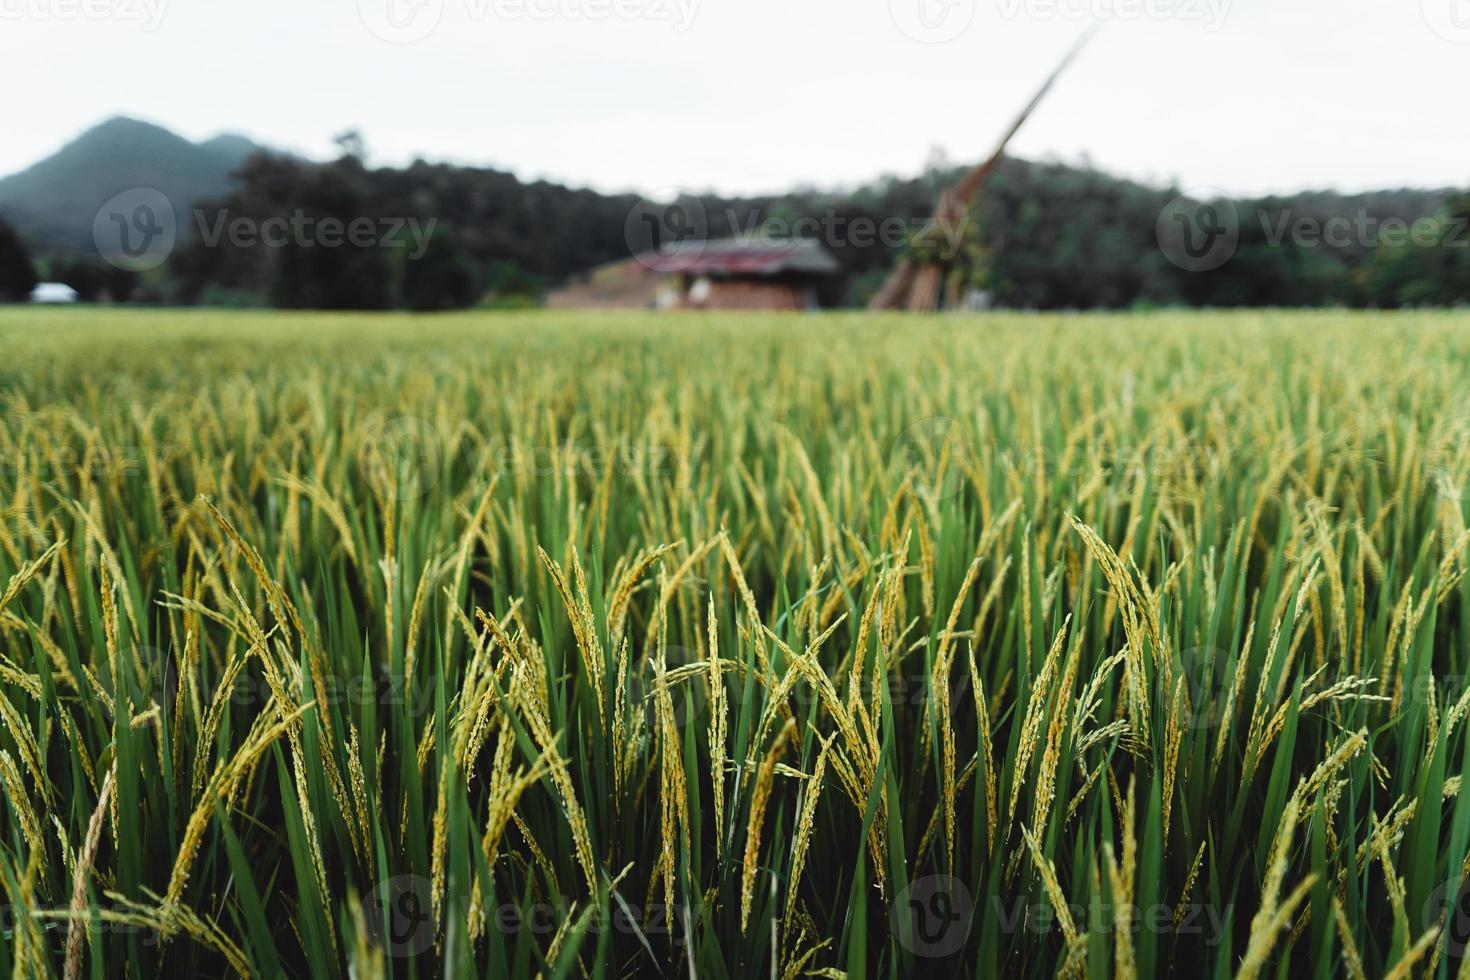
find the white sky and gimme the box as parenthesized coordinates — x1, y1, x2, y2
(2, 0, 1467, 197)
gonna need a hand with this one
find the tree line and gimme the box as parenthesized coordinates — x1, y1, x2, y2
(2, 148, 1466, 309)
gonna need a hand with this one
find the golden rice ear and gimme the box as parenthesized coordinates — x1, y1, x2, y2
(742, 717, 795, 932)
(9, 308, 1470, 978)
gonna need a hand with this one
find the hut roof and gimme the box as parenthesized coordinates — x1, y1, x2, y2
(636, 237, 840, 277)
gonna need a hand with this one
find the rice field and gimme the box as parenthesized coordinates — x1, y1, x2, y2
(4, 306, 1470, 978)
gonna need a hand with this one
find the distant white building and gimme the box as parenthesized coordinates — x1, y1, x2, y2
(30, 283, 78, 304)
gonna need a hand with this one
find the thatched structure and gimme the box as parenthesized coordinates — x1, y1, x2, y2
(869, 30, 1098, 312)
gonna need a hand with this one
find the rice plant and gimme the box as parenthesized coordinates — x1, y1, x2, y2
(3, 306, 1470, 978)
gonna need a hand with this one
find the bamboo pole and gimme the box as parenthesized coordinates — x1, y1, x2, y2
(869, 27, 1099, 312)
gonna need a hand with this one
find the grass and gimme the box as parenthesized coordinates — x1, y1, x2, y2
(2, 306, 1470, 978)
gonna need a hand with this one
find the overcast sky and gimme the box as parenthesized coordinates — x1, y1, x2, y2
(3, 0, 1467, 197)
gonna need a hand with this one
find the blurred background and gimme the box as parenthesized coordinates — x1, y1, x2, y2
(0, 0, 1466, 311)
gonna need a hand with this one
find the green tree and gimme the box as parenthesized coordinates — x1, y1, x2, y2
(1445, 194, 1470, 304)
(0, 216, 37, 302)
(46, 255, 139, 303)
(1360, 200, 1470, 307)
(400, 228, 479, 312)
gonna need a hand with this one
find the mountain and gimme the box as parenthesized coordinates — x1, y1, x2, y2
(0, 117, 265, 253)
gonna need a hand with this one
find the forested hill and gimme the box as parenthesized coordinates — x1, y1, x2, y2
(168, 151, 1462, 310)
(0, 117, 263, 253)
(2, 118, 1464, 308)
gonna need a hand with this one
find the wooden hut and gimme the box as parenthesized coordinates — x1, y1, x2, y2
(638, 237, 841, 311)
